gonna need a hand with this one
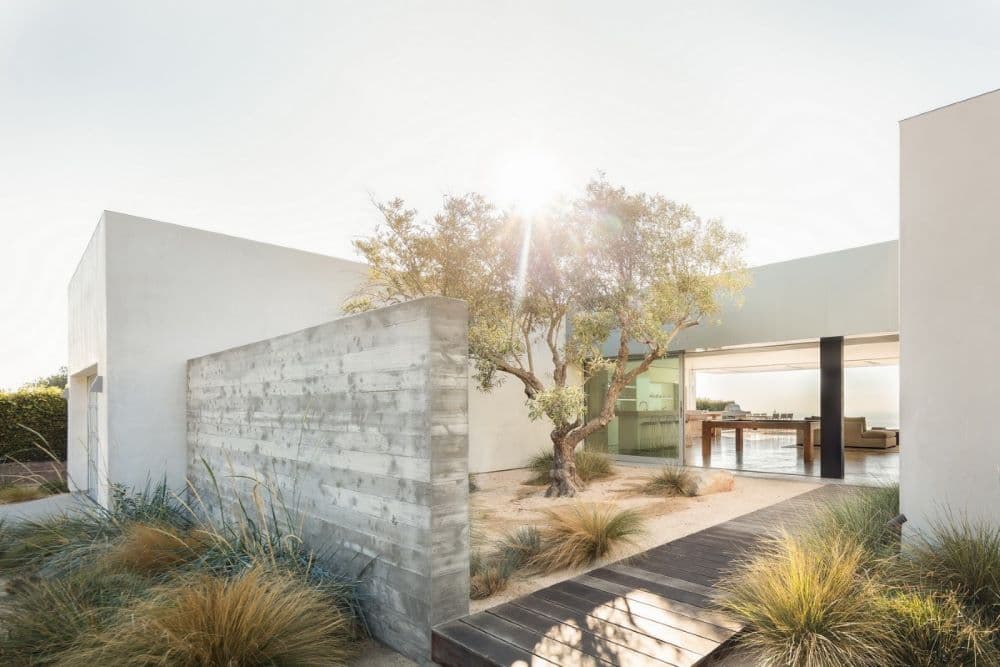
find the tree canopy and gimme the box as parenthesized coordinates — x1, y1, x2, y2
(347, 177, 748, 496)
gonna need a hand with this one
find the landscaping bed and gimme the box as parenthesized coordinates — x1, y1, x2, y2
(468, 458, 820, 611)
(718, 484, 1000, 666)
(0, 483, 368, 665)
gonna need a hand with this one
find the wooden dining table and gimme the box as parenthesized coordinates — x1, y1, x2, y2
(701, 418, 819, 463)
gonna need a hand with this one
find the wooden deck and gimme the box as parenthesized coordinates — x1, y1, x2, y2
(432, 485, 853, 666)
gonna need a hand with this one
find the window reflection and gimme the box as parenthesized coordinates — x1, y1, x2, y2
(584, 357, 681, 460)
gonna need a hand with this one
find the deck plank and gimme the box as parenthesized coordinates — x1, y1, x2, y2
(432, 485, 854, 666)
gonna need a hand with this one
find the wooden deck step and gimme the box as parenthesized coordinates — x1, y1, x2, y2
(433, 484, 854, 666)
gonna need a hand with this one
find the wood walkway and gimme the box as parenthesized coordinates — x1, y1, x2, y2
(432, 484, 854, 666)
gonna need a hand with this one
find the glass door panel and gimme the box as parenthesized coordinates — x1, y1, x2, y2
(584, 357, 681, 460)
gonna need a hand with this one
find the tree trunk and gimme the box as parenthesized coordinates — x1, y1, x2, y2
(546, 432, 584, 497)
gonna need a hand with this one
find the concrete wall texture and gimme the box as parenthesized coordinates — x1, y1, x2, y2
(186, 297, 471, 661)
(900, 90, 1000, 535)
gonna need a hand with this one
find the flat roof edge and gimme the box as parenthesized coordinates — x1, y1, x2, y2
(899, 87, 1000, 123)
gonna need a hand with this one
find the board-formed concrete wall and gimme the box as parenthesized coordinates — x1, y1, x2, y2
(186, 297, 470, 661)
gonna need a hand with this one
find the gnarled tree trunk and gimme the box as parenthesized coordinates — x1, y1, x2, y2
(546, 429, 585, 497)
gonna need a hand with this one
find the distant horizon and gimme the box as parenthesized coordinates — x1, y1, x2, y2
(696, 366, 900, 429)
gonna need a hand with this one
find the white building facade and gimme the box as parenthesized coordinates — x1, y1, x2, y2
(69, 213, 905, 503)
(900, 89, 1000, 535)
(67, 212, 555, 503)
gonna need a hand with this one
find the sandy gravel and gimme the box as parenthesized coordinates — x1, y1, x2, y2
(469, 465, 820, 613)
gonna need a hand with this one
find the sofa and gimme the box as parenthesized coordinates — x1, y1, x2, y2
(813, 417, 898, 449)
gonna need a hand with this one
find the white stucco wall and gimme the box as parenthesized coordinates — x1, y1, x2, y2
(467, 334, 556, 474)
(657, 241, 898, 354)
(67, 220, 109, 502)
(71, 211, 369, 497)
(900, 90, 1000, 535)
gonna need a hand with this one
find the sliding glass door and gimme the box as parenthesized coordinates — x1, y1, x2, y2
(584, 356, 682, 461)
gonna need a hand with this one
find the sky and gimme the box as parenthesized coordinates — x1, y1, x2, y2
(2, 1, 999, 388)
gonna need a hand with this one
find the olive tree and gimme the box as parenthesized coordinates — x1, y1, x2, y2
(346, 178, 747, 497)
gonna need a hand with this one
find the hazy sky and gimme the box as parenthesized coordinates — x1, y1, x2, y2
(2, 1, 999, 388)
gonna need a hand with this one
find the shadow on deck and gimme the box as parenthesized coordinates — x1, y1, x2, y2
(433, 484, 854, 666)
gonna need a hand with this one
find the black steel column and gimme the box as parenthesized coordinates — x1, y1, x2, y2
(820, 336, 845, 479)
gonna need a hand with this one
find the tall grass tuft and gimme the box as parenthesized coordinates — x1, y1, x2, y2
(643, 465, 699, 497)
(0, 571, 147, 664)
(470, 562, 510, 600)
(493, 526, 542, 576)
(103, 523, 208, 576)
(877, 588, 1000, 666)
(811, 484, 900, 561)
(908, 516, 1000, 623)
(527, 449, 613, 486)
(59, 567, 361, 667)
(0, 480, 191, 576)
(467, 527, 543, 600)
(718, 532, 897, 667)
(529, 504, 645, 573)
(0, 471, 369, 663)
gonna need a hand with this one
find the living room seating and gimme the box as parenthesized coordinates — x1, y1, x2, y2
(813, 417, 898, 449)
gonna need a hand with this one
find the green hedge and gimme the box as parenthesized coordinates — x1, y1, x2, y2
(696, 398, 732, 411)
(0, 387, 67, 462)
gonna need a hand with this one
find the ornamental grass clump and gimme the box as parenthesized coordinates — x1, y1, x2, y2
(468, 527, 543, 600)
(811, 483, 900, 561)
(718, 532, 896, 667)
(493, 526, 543, 576)
(60, 567, 361, 667)
(527, 450, 613, 486)
(0, 570, 147, 664)
(643, 465, 699, 497)
(529, 503, 645, 573)
(877, 588, 1000, 666)
(907, 516, 1000, 624)
(103, 523, 209, 576)
(720, 485, 1000, 666)
(0, 471, 368, 665)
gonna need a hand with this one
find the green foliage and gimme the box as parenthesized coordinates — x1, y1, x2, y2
(877, 589, 999, 666)
(493, 526, 543, 576)
(0, 387, 67, 462)
(908, 517, 1000, 623)
(695, 398, 731, 411)
(643, 465, 700, 497)
(527, 386, 585, 425)
(527, 449, 612, 486)
(0, 479, 368, 665)
(720, 486, 1000, 666)
(811, 484, 900, 561)
(21, 367, 68, 391)
(718, 532, 897, 667)
(468, 527, 543, 600)
(0, 571, 147, 665)
(529, 504, 645, 573)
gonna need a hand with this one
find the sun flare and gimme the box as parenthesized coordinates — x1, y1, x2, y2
(493, 149, 566, 215)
